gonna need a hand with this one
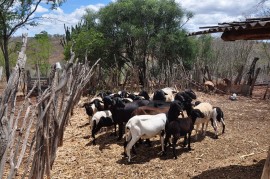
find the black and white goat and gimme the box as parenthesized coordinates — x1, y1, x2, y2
(91, 110, 114, 145)
(194, 101, 225, 138)
(83, 98, 104, 120)
(193, 102, 217, 139)
(151, 87, 177, 102)
(211, 107, 225, 135)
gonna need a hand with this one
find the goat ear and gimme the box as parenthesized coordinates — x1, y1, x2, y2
(89, 101, 94, 105)
(111, 99, 116, 106)
(176, 101, 183, 108)
(96, 99, 103, 103)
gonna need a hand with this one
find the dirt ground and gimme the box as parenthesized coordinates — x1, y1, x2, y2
(49, 87, 270, 179)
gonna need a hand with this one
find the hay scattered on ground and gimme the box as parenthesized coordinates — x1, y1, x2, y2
(51, 91, 270, 179)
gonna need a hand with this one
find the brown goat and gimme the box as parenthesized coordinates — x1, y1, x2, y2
(132, 105, 185, 118)
(131, 106, 170, 116)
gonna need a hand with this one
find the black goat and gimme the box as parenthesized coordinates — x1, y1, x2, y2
(153, 89, 167, 101)
(174, 89, 197, 116)
(108, 97, 150, 140)
(163, 101, 205, 159)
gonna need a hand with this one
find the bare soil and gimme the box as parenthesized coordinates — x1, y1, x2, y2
(50, 88, 270, 179)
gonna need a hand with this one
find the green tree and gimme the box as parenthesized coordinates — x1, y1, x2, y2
(97, 0, 195, 87)
(0, 0, 66, 82)
(27, 31, 52, 76)
(63, 0, 196, 88)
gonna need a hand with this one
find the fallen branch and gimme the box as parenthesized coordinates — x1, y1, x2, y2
(240, 149, 268, 159)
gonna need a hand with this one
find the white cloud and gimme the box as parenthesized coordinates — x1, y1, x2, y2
(178, 0, 270, 33)
(33, 5, 48, 13)
(14, 3, 105, 37)
(14, 0, 270, 37)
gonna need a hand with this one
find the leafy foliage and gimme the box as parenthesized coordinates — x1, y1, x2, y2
(27, 31, 52, 76)
(63, 0, 197, 87)
(0, 0, 64, 81)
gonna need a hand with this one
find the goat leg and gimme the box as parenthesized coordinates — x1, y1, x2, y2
(187, 132, 191, 151)
(182, 134, 187, 147)
(221, 118, 225, 134)
(132, 146, 137, 155)
(144, 139, 151, 147)
(117, 124, 123, 140)
(92, 121, 97, 145)
(172, 137, 178, 159)
(161, 135, 170, 156)
(123, 141, 128, 157)
(114, 123, 117, 136)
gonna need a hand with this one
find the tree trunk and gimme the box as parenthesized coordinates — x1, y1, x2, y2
(3, 36, 10, 82)
(263, 78, 270, 99)
(205, 65, 212, 81)
(234, 65, 244, 85)
(247, 57, 259, 86)
(250, 67, 261, 96)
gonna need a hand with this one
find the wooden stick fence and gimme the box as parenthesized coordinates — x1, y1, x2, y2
(0, 34, 100, 179)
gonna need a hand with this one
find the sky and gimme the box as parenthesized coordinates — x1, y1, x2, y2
(15, 0, 270, 37)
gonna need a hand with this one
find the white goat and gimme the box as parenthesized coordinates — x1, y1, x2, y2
(124, 113, 167, 162)
(193, 102, 216, 139)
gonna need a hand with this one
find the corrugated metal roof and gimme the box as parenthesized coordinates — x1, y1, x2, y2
(187, 17, 270, 36)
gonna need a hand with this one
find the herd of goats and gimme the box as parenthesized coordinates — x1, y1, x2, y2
(81, 87, 225, 162)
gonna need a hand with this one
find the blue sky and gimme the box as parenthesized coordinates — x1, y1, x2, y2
(15, 0, 270, 37)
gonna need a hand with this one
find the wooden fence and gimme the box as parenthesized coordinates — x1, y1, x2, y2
(0, 34, 100, 179)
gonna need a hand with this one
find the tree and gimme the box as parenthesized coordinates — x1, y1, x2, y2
(0, 0, 66, 82)
(27, 31, 52, 76)
(84, 0, 195, 88)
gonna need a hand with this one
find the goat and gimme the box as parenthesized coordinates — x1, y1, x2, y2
(162, 101, 205, 159)
(163, 109, 205, 159)
(193, 101, 225, 138)
(124, 113, 167, 162)
(204, 81, 215, 93)
(131, 106, 169, 116)
(174, 89, 197, 116)
(152, 89, 168, 101)
(83, 98, 104, 120)
(193, 102, 216, 139)
(107, 97, 150, 140)
(91, 110, 114, 145)
(211, 107, 225, 136)
(127, 93, 144, 101)
(161, 87, 178, 102)
(138, 90, 150, 100)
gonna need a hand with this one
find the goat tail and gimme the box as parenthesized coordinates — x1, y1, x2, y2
(124, 127, 132, 143)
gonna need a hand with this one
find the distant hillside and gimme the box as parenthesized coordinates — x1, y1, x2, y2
(9, 36, 65, 65)
(48, 37, 65, 64)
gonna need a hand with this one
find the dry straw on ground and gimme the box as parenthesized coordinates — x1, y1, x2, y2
(50, 90, 270, 179)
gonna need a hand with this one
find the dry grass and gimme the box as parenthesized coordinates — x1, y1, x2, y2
(50, 90, 270, 179)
